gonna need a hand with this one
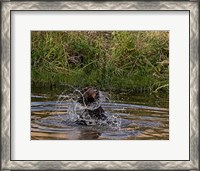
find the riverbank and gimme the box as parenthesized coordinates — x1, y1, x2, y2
(31, 31, 169, 93)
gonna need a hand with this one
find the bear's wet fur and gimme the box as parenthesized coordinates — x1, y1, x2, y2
(77, 87, 107, 124)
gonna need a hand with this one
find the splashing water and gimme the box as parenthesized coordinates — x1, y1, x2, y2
(55, 88, 121, 129)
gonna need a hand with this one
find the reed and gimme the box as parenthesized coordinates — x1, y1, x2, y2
(31, 31, 169, 93)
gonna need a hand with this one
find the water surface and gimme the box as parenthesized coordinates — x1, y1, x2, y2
(31, 87, 169, 140)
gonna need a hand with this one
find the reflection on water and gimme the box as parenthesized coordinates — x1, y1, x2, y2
(31, 87, 169, 140)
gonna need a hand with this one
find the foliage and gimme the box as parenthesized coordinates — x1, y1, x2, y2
(31, 31, 169, 93)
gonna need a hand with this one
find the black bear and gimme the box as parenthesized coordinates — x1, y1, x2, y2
(77, 87, 107, 124)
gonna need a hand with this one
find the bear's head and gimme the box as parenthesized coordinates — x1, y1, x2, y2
(78, 87, 99, 105)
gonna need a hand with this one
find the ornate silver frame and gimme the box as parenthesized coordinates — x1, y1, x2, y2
(1, 1, 199, 170)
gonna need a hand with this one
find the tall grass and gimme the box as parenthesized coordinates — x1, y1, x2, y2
(31, 31, 169, 93)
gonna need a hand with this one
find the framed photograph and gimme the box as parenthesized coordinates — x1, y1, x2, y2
(1, 1, 199, 170)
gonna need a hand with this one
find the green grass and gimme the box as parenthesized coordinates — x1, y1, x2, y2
(31, 31, 169, 93)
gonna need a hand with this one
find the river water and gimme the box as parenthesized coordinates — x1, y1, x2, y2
(31, 87, 169, 140)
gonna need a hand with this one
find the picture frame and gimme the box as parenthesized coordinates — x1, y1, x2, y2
(1, 1, 199, 170)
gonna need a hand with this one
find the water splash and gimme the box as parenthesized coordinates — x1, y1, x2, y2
(55, 88, 121, 129)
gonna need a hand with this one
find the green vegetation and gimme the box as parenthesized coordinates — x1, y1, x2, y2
(31, 31, 169, 93)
